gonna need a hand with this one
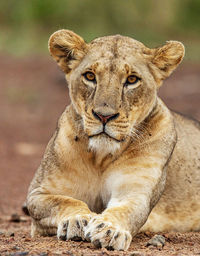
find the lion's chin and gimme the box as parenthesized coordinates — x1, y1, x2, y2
(88, 134, 121, 155)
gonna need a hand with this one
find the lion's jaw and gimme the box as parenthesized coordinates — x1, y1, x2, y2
(83, 114, 126, 155)
(88, 134, 121, 155)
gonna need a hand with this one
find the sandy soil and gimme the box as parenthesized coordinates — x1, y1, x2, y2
(0, 55, 200, 255)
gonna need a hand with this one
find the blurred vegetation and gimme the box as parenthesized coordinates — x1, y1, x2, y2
(0, 0, 200, 61)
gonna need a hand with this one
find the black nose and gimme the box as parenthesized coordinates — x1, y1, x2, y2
(92, 110, 119, 125)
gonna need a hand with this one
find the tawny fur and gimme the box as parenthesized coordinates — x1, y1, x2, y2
(27, 30, 200, 251)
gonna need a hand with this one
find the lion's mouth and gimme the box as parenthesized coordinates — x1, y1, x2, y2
(88, 131, 122, 142)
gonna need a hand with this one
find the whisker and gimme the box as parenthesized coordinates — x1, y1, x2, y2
(86, 121, 99, 125)
(110, 124, 129, 129)
(114, 120, 127, 124)
(85, 116, 94, 121)
(131, 123, 147, 144)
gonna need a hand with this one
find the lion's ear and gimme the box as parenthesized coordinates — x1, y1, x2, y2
(149, 41, 185, 87)
(48, 29, 88, 73)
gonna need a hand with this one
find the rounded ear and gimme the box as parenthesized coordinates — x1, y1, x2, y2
(148, 41, 185, 87)
(48, 29, 88, 73)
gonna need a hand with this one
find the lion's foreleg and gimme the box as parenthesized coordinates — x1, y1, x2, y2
(27, 193, 95, 240)
(85, 165, 166, 250)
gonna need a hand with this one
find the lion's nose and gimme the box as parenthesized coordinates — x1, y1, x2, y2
(92, 110, 119, 125)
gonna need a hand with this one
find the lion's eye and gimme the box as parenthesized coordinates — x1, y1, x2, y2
(83, 72, 96, 82)
(126, 75, 139, 85)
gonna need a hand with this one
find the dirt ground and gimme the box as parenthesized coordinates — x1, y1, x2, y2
(0, 55, 200, 255)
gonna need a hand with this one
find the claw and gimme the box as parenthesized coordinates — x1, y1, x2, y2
(85, 232, 91, 242)
(93, 239, 102, 248)
(106, 246, 114, 251)
(82, 219, 88, 226)
(59, 234, 67, 241)
(71, 235, 82, 241)
(114, 232, 120, 239)
(76, 220, 80, 229)
(96, 223, 105, 229)
(63, 221, 69, 231)
(106, 229, 111, 236)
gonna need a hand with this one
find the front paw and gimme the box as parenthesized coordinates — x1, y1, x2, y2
(57, 213, 95, 241)
(84, 216, 132, 250)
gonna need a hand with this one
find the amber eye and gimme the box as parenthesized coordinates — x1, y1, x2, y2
(126, 75, 139, 85)
(83, 72, 96, 82)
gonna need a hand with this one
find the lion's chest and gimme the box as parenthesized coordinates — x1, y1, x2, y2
(45, 163, 107, 213)
(51, 129, 113, 212)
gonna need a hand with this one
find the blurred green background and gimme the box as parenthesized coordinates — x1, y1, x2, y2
(0, 0, 200, 61)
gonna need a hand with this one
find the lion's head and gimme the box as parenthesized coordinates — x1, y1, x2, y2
(49, 30, 184, 153)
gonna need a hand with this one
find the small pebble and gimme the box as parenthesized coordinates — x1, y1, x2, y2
(24, 237, 31, 242)
(10, 213, 21, 222)
(10, 252, 29, 256)
(7, 231, 15, 237)
(129, 251, 145, 256)
(12, 246, 20, 250)
(144, 231, 151, 237)
(163, 233, 171, 240)
(64, 252, 74, 256)
(0, 230, 5, 235)
(146, 234, 165, 248)
(52, 252, 62, 255)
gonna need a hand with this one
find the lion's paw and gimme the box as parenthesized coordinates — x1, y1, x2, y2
(84, 216, 132, 250)
(57, 213, 94, 241)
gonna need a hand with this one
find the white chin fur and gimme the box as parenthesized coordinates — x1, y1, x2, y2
(88, 135, 121, 155)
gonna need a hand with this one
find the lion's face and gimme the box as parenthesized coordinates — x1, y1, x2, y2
(49, 30, 184, 153)
(69, 36, 157, 144)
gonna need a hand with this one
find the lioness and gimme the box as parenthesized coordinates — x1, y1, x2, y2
(27, 30, 200, 251)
